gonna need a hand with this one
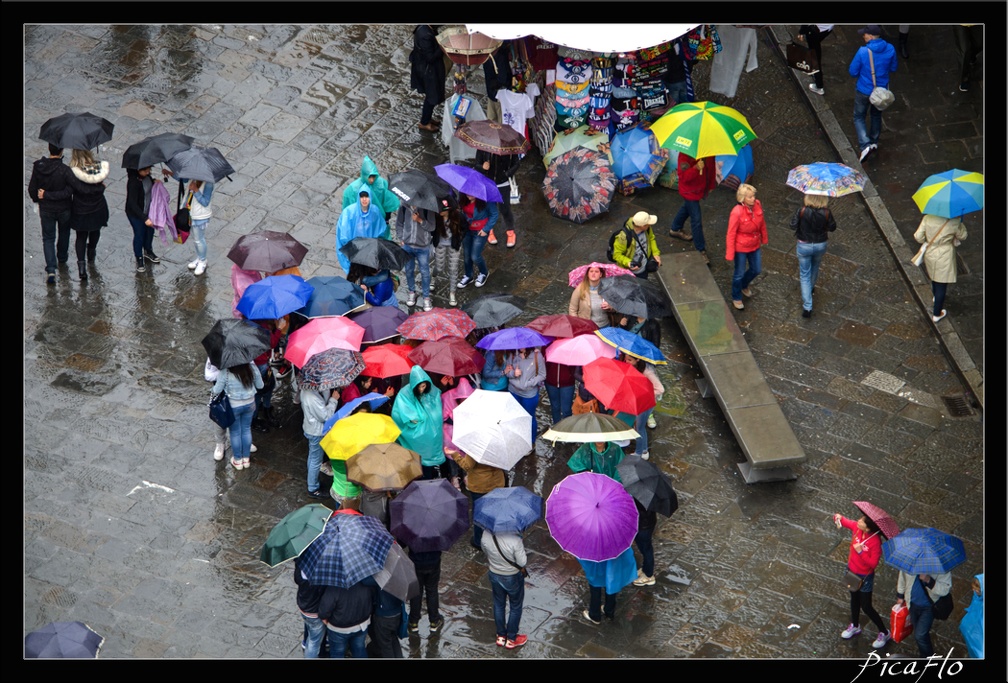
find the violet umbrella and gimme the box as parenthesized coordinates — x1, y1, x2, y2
(390, 478, 470, 552)
(350, 306, 409, 344)
(545, 472, 639, 561)
(474, 326, 551, 351)
(434, 163, 503, 203)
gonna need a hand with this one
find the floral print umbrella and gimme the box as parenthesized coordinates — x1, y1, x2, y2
(298, 347, 365, 392)
(542, 148, 615, 224)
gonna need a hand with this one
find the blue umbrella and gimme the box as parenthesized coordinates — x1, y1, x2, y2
(236, 274, 314, 320)
(716, 143, 754, 190)
(474, 326, 551, 351)
(609, 123, 665, 192)
(882, 527, 966, 575)
(295, 275, 366, 319)
(25, 621, 105, 658)
(323, 392, 390, 433)
(298, 512, 394, 588)
(473, 486, 543, 534)
(595, 327, 666, 365)
(912, 169, 984, 218)
(434, 163, 503, 203)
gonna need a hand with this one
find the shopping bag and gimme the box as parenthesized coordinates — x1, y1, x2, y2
(890, 603, 913, 643)
(786, 42, 820, 75)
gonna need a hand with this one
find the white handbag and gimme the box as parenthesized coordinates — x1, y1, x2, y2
(868, 50, 895, 111)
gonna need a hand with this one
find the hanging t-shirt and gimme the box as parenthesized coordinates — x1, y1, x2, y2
(523, 36, 560, 72)
(498, 89, 536, 139)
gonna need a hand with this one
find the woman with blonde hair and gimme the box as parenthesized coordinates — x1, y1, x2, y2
(790, 192, 837, 318)
(725, 183, 768, 310)
(568, 264, 612, 328)
(66, 148, 110, 280)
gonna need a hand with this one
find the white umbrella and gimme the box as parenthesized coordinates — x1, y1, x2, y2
(466, 24, 697, 54)
(451, 389, 532, 471)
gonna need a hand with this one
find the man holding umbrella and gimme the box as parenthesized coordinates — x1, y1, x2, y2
(896, 568, 952, 658)
(481, 526, 529, 649)
(28, 143, 74, 284)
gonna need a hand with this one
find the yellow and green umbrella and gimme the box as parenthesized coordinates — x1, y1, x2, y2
(321, 412, 401, 461)
(651, 101, 757, 159)
(911, 169, 984, 218)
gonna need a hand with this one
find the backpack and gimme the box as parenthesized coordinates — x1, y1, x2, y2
(607, 226, 634, 262)
(931, 592, 954, 620)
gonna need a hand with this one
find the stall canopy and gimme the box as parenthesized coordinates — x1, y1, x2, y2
(466, 24, 697, 53)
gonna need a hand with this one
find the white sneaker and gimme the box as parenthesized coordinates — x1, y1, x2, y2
(213, 443, 225, 461)
(449, 292, 457, 306)
(932, 309, 947, 323)
(249, 443, 258, 453)
(841, 623, 862, 639)
(194, 260, 206, 276)
(640, 451, 650, 461)
(808, 84, 824, 95)
(406, 292, 417, 307)
(319, 460, 333, 476)
(423, 297, 433, 312)
(475, 272, 488, 288)
(188, 259, 200, 270)
(632, 573, 655, 586)
(872, 631, 890, 649)
(646, 414, 657, 429)
(859, 145, 874, 163)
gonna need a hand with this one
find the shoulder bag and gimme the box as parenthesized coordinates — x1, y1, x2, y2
(930, 591, 954, 620)
(491, 534, 529, 577)
(173, 182, 192, 244)
(911, 219, 952, 266)
(867, 50, 895, 110)
(844, 570, 865, 592)
(209, 391, 235, 429)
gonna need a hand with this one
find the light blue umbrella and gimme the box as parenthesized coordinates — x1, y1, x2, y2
(595, 326, 666, 365)
(323, 392, 390, 433)
(716, 143, 754, 190)
(610, 123, 665, 192)
(912, 169, 984, 218)
(882, 527, 966, 575)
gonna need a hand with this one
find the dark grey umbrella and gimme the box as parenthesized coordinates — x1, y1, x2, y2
(597, 275, 672, 319)
(201, 318, 272, 369)
(462, 293, 526, 328)
(166, 145, 236, 183)
(39, 112, 114, 151)
(121, 132, 194, 169)
(340, 237, 411, 271)
(388, 169, 454, 212)
(617, 454, 678, 517)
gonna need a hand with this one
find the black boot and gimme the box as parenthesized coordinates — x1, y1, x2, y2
(263, 406, 278, 427)
(78, 261, 88, 281)
(898, 32, 909, 59)
(86, 247, 96, 263)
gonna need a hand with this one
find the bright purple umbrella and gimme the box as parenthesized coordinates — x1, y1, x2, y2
(545, 472, 638, 561)
(474, 326, 551, 351)
(434, 163, 503, 203)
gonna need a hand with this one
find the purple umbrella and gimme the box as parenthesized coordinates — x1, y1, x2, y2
(389, 479, 470, 552)
(349, 306, 409, 343)
(434, 163, 503, 203)
(474, 326, 551, 351)
(545, 472, 638, 561)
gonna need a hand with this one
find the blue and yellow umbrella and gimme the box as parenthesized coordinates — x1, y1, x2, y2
(912, 169, 984, 218)
(651, 101, 757, 159)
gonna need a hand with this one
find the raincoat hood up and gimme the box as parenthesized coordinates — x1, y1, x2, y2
(335, 183, 391, 273)
(342, 155, 401, 216)
(391, 366, 445, 467)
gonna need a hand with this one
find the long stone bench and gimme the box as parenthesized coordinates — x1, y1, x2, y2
(656, 252, 806, 483)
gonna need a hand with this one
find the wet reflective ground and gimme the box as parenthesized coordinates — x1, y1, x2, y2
(24, 23, 985, 668)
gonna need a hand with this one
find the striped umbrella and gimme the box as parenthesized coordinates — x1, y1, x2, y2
(651, 101, 757, 159)
(911, 169, 984, 218)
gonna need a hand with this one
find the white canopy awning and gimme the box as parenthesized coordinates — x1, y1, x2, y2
(465, 24, 698, 54)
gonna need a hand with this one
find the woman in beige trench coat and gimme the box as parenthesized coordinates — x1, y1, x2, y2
(914, 213, 967, 323)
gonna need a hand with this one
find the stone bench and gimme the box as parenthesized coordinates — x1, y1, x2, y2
(656, 252, 806, 483)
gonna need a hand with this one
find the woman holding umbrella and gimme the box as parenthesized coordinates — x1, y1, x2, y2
(790, 193, 838, 318)
(475, 148, 520, 248)
(569, 264, 614, 328)
(211, 360, 264, 470)
(66, 149, 110, 281)
(913, 214, 967, 323)
(832, 505, 891, 649)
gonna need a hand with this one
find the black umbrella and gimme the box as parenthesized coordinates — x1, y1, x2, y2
(597, 275, 673, 319)
(121, 132, 194, 169)
(616, 454, 678, 517)
(201, 318, 272, 369)
(166, 145, 236, 183)
(388, 169, 454, 213)
(39, 112, 114, 151)
(340, 237, 411, 271)
(227, 230, 308, 272)
(461, 293, 526, 328)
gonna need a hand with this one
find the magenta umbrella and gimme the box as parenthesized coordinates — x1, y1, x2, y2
(545, 472, 638, 561)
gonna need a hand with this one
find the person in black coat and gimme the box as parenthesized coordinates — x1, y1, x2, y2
(318, 580, 376, 658)
(410, 25, 446, 132)
(482, 43, 509, 123)
(28, 143, 74, 284)
(66, 149, 110, 280)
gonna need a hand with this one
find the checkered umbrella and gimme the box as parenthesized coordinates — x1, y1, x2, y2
(298, 512, 394, 588)
(882, 527, 966, 575)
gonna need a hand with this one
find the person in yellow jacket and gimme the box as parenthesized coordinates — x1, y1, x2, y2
(612, 211, 661, 279)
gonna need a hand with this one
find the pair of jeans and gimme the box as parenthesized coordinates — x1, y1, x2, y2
(852, 90, 881, 152)
(305, 432, 323, 493)
(301, 613, 326, 658)
(633, 409, 652, 456)
(229, 401, 255, 460)
(796, 241, 828, 312)
(908, 602, 936, 658)
(510, 391, 540, 445)
(190, 218, 208, 261)
(932, 281, 948, 317)
(488, 570, 524, 640)
(409, 562, 442, 623)
(544, 384, 574, 425)
(127, 214, 154, 259)
(255, 362, 273, 411)
(634, 526, 655, 577)
(40, 209, 72, 272)
(731, 249, 762, 300)
(401, 243, 431, 298)
(74, 230, 101, 263)
(326, 625, 368, 658)
(588, 585, 616, 621)
(671, 199, 705, 253)
(461, 230, 489, 279)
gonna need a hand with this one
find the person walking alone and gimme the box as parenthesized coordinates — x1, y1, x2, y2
(913, 213, 967, 323)
(895, 567, 952, 658)
(798, 24, 834, 95)
(848, 25, 897, 163)
(790, 193, 837, 318)
(475, 148, 520, 248)
(28, 143, 74, 285)
(724, 183, 768, 310)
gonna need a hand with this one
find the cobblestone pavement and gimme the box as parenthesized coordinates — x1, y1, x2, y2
(23, 22, 989, 673)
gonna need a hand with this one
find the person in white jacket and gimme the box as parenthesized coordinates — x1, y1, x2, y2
(895, 569, 952, 658)
(300, 384, 339, 499)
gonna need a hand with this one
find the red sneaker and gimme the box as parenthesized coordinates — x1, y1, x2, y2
(505, 634, 527, 649)
(495, 636, 506, 647)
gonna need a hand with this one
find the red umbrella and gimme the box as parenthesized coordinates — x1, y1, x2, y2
(397, 308, 476, 342)
(526, 314, 599, 339)
(583, 357, 656, 415)
(286, 317, 366, 368)
(852, 501, 900, 540)
(360, 344, 414, 379)
(408, 336, 486, 376)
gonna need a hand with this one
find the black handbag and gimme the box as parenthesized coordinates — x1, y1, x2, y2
(209, 391, 235, 429)
(786, 41, 820, 75)
(931, 591, 954, 620)
(844, 570, 865, 592)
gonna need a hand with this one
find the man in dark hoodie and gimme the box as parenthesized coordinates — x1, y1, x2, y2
(28, 143, 74, 284)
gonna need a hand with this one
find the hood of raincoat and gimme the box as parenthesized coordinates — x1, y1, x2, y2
(359, 155, 381, 184)
(391, 366, 444, 466)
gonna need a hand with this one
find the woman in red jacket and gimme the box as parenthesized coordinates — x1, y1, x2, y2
(833, 511, 890, 649)
(724, 184, 768, 310)
(668, 152, 718, 264)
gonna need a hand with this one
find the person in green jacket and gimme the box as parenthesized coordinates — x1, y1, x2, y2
(341, 155, 400, 222)
(391, 366, 445, 480)
(567, 441, 625, 482)
(612, 211, 661, 279)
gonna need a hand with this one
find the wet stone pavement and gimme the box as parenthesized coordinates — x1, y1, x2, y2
(23, 23, 988, 672)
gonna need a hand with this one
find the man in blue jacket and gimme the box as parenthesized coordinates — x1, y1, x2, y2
(849, 25, 897, 163)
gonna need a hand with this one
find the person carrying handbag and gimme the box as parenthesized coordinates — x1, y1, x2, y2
(833, 511, 890, 648)
(913, 214, 967, 323)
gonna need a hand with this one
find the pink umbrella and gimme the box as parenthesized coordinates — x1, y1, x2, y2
(567, 262, 636, 288)
(545, 472, 638, 561)
(397, 308, 476, 342)
(545, 334, 617, 366)
(442, 377, 476, 454)
(286, 317, 366, 368)
(231, 264, 263, 318)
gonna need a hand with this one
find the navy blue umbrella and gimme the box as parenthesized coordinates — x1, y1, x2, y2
(296, 276, 366, 319)
(473, 486, 543, 534)
(25, 621, 104, 658)
(298, 512, 394, 587)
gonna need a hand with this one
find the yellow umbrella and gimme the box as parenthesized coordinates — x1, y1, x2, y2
(651, 101, 756, 159)
(321, 412, 401, 461)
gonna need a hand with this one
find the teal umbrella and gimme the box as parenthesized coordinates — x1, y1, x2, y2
(259, 503, 333, 567)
